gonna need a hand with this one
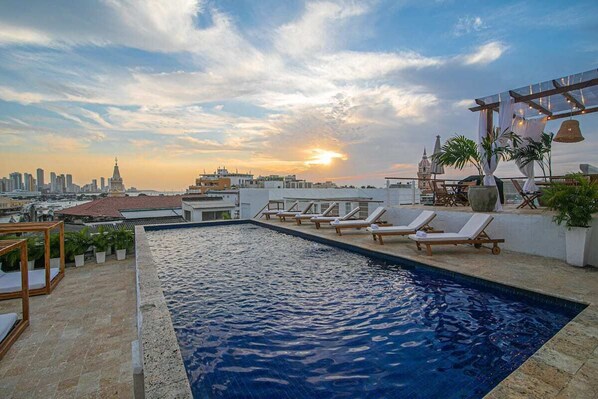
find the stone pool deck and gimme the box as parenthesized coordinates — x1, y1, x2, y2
(258, 218, 598, 399)
(0, 258, 136, 398)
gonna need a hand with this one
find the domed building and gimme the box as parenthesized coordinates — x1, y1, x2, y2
(108, 158, 126, 197)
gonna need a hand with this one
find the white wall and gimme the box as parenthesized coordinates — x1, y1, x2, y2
(388, 207, 598, 266)
(240, 187, 419, 219)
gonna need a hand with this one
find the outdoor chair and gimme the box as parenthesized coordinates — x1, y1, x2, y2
(262, 201, 298, 220)
(366, 210, 437, 245)
(331, 206, 387, 235)
(408, 213, 504, 256)
(431, 180, 454, 206)
(511, 179, 541, 209)
(310, 207, 360, 229)
(294, 202, 338, 225)
(277, 201, 315, 222)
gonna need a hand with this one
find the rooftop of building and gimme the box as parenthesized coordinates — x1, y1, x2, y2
(56, 195, 185, 218)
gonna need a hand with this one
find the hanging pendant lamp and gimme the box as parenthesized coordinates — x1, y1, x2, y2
(554, 105, 584, 143)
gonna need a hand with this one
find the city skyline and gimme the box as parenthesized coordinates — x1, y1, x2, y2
(1, 1, 597, 190)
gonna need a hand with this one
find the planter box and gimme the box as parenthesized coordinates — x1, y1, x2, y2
(565, 227, 592, 267)
(75, 254, 85, 267)
(116, 249, 127, 261)
(50, 257, 61, 268)
(95, 251, 106, 264)
(27, 260, 35, 270)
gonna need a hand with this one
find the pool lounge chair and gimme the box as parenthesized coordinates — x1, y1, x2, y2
(366, 210, 437, 245)
(277, 201, 315, 222)
(408, 213, 504, 256)
(331, 206, 387, 235)
(295, 202, 338, 225)
(0, 268, 60, 295)
(310, 207, 361, 229)
(262, 201, 298, 220)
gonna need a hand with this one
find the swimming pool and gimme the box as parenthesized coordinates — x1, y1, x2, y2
(146, 223, 582, 399)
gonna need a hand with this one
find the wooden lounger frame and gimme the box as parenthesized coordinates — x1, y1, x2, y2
(335, 209, 387, 235)
(371, 215, 439, 245)
(414, 230, 505, 256)
(0, 221, 65, 299)
(0, 239, 30, 359)
(295, 203, 338, 225)
(278, 202, 315, 222)
(263, 202, 297, 220)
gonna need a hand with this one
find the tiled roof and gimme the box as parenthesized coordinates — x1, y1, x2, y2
(57, 195, 184, 218)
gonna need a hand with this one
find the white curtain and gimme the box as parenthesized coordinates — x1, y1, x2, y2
(512, 116, 547, 192)
(478, 94, 513, 211)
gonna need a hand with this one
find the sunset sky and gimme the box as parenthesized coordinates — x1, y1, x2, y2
(0, 0, 597, 190)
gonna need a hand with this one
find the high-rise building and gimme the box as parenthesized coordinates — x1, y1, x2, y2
(24, 173, 35, 191)
(50, 172, 57, 192)
(91, 179, 98, 192)
(36, 168, 45, 191)
(0, 177, 12, 192)
(66, 174, 73, 192)
(100, 177, 105, 191)
(9, 172, 23, 191)
(55, 175, 65, 193)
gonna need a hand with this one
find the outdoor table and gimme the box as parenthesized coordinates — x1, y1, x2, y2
(444, 183, 470, 206)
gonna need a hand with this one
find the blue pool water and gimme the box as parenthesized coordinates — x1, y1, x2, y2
(147, 224, 581, 399)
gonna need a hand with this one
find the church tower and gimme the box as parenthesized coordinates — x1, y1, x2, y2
(108, 157, 126, 197)
(417, 148, 432, 192)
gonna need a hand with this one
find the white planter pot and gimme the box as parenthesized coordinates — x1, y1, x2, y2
(50, 257, 61, 268)
(28, 260, 36, 270)
(95, 251, 106, 264)
(75, 254, 85, 267)
(565, 226, 592, 267)
(106, 247, 112, 256)
(116, 249, 126, 261)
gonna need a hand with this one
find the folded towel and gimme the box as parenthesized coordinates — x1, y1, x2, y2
(416, 231, 427, 238)
(331, 218, 341, 225)
(370, 224, 379, 230)
(295, 213, 302, 217)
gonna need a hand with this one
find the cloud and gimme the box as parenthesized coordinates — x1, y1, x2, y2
(0, 24, 53, 46)
(453, 16, 485, 36)
(462, 41, 508, 65)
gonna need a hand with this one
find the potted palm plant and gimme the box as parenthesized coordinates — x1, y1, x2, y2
(26, 236, 44, 270)
(66, 228, 91, 267)
(49, 233, 61, 268)
(432, 132, 515, 212)
(93, 226, 110, 264)
(542, 173, 598, 267)
(111, 227, 134, 261)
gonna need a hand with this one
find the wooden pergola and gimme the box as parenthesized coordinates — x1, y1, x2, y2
(469, 68, 598, 134)
(0, 221, 65, 299)
(0, 240, 29, 359)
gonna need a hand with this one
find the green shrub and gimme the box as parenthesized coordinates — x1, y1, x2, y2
(92, 226, 111, 252)
(111, 226, 134, 251)
(65, 228, 92, 261)
(542, 173, 598, 228)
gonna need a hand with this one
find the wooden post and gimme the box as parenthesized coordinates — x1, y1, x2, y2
(20, 242, 29, 322)
(486, 109, 494, 139)
(44, 229, 50, 294)
(59, 222, 65, 274)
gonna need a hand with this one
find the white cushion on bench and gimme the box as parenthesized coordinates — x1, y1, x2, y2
(0, 268, 60, 294)
(0, 313, 17, 342)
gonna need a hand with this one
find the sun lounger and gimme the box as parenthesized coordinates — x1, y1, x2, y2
(366, 210, 436, 245)
(310, 207, 361, 229)
(408, 213, 504, 256)
(0, 313, 17, 343)
(262, 201, 298, 220)
(331, 206, 387, 235)
(277, 201, 315, 222)
(294, 202, 337, 225)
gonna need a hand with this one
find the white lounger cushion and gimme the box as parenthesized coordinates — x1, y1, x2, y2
(408, 232, 469, 241)
(367, 210, 436, 233)
(332, 206, 385, 226)
(0, 313, 17, 342)
(298, 202, 338, 219)
(408, 214, 494, 242)
(0, 268, 60, 294)
(278, 201, 314, 216)
(312, 207, 360, 222)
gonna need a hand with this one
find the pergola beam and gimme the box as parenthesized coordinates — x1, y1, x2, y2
(547, 105, 598, 120)
(552, 79, 585, 110)
(509, 90, 553, 116)
(469, 76, 598, 112)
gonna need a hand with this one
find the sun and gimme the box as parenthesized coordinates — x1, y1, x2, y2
(304, 149, 347, 166)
